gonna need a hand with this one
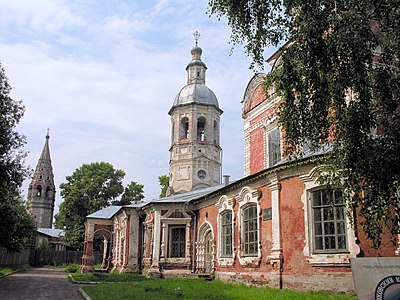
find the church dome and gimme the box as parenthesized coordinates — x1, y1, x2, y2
(172, 83, 219, 108)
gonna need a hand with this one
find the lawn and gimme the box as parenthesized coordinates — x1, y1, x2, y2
(79, 275, 356, 300)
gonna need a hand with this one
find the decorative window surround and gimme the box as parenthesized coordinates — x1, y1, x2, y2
(237, 187, 261, 267)
(216, 196, 235, 267)
(299, 167, 360, 266)
(159, 209, 192, 263)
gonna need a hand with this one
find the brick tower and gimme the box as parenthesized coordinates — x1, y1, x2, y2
(27, 131, 56, 228)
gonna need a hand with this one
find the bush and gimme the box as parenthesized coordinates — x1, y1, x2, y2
(65, 264, 80, 273)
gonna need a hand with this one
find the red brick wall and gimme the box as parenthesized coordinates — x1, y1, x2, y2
(250, 128, 265, 174)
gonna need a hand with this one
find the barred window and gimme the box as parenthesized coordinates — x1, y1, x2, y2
(170, 227, 185, 257)
(242, 205, 258, 256)
(311, 189, 347, 252)
(220, 211, 233, 257)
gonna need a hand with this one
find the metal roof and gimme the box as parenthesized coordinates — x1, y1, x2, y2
(37, 228, 66, 238)
(172, 83, 219, 109)
(86, 205, 122, 219)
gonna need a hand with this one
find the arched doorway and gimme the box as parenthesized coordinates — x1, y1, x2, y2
(196, 222, 214, 274)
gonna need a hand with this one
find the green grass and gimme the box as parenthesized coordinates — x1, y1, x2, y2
(0, 264, 30, 276)
(81, 277, 356, 300)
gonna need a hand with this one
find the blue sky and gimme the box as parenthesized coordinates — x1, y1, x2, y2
(0, 0, 275, 214)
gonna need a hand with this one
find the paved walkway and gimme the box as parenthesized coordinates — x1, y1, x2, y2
(0, 267, 84, 300)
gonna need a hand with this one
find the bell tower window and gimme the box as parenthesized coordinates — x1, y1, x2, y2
(180, 117, 189, 140)
(197, 117, 206, 142)
(36, 185, 42, 197)
(213, 120, 219, 144)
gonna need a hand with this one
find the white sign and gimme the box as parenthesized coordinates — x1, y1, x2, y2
(351, 257, 400, 299)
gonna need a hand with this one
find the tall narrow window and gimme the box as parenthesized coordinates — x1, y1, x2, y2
(46, 187, 51, 198)
(36, 185, 42, 197)
(213, 120, 218, 144)
(242, 204, 258, 256)
(180, 117, 189, 140)
(197, 117, 206, 141)
(311, 189, 347, 252)
(220, 211, 233, 257)
(268, 128, 281, 167)
(170, 227, 185, 257)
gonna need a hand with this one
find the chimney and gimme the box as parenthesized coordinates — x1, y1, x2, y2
(223, 175, 230, 186)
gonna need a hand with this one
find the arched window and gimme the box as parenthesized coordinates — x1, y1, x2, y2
(197, 117, 206, 141)
(36, 185, 42, 197)
(46, 186, 51, 198)
(180, 117, 189, 140)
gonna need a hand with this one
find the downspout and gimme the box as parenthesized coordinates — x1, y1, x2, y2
(186, 203, 197, 273)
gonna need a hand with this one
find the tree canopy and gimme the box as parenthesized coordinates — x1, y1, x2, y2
(0, 61, 35, 251)
(158, 175, 169, 198)
(115, 181, 144, 205)
(209, 0, 400, 247)
(55, 162, 144, 249)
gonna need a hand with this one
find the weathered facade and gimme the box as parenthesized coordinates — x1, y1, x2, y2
(81, 42, 399, 293)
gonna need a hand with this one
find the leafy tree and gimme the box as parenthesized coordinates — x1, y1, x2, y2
(114, 181, 144, 205)
(55, 162, 125, 249)
(209, 0, 400, 247)
(0, 62, 35, 251)
(158, 175, 169, 198)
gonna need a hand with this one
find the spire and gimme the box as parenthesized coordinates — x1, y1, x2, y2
(26, 130, 56, 228)
(40, 128, 51, 162)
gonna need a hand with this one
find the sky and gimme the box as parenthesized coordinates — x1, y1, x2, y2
(0, 0, 275, 215)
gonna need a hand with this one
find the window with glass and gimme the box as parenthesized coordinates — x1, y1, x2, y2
(242, 205, 258, 256)
(268, 128, 281, 167)
(220, 211, 233, 257)
(311, 189, 347, 252)
(170, 227, 186, 257)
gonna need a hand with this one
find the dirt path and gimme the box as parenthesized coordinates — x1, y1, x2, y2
(0, 267, 84, 300)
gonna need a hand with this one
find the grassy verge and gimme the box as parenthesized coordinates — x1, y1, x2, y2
(81, 277, 356, 300)
(0, 264, 30, 276)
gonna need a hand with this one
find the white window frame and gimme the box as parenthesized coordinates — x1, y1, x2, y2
(300, 167, 359, 266)
(264, 122, 282, 168)
(237, 187, 261, 266)
(216, 196, 235, 267)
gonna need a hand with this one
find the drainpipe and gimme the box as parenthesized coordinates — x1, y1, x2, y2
(186, 203, 197, 273)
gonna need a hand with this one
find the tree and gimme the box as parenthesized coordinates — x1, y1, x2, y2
(55, 162, 125, 249)
(0, 61, 35, 251)
(114, 181, 144, 205)
(209, 0, 400, 247)
(158, 175, 169, 198)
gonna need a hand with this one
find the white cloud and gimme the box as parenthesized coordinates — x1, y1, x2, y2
(0, 0, 263, 216)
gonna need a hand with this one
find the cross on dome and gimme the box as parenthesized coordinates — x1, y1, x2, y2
(193, 30, 200, 46)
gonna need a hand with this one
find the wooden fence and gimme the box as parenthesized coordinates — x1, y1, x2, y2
(0, 247, 102, 267)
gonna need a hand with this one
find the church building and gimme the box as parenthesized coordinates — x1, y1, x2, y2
(81, 37, 399, 293)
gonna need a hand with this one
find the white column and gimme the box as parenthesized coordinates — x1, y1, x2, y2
(269, 178, 282, 260)
(160, 223, 166, 258)
(152, 210, 161, 267)
(185, 223, 191, 258)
